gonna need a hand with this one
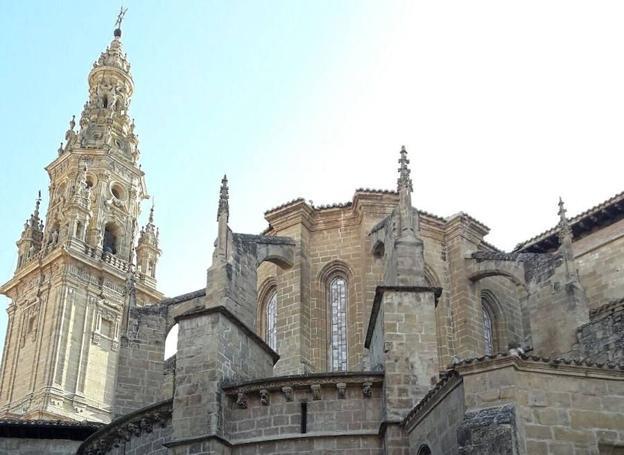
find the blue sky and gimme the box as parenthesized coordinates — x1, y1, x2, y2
(1, 1, 624, 353)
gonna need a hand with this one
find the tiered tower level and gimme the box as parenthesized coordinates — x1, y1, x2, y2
(0, 26, 162, 423)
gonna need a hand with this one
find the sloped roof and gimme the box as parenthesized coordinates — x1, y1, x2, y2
(515, 190, 624, 253)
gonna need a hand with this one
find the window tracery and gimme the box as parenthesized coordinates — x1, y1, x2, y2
(328, 276, 348, 371)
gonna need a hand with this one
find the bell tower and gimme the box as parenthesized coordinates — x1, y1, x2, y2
(0, 16, 162, 423)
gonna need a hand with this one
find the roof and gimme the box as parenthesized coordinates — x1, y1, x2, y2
(0, 418, 102, 440)
(514, 190, 624, 253)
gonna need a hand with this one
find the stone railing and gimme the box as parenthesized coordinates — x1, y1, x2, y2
(76, 399, 172, 455)
(101, 252, 129, 272)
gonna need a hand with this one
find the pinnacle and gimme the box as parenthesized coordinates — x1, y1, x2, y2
(397, 145, 412, 193)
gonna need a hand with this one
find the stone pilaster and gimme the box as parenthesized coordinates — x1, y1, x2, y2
(445, 215, 486, 359)
(365, 286, 440, 452)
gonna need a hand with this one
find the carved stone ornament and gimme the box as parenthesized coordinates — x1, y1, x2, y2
(362, 382, 373, 398)
(336, 382, 347, 399)
(311, 384, 321, 401)
(79, 402, 170, 455)
(259, 389, 270, 406)
(281, 386, 294, 402)
(236, 392, 247, 409)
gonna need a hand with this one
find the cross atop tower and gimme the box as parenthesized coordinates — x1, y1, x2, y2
(114, 7, 128, 37)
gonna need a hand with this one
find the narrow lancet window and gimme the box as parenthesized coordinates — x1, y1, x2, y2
(482, 304, 494, 355)
(329, 277, 347, 371)
(265, 291, 277, 351)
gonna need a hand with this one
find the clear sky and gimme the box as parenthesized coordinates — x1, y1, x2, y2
(1, 1, 623, 353)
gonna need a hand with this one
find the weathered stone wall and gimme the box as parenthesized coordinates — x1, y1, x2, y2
(366, 288, 439, 423)
(0, 437, 82, 454)
(457, 404, 521, 455)
(574, 218, 624, 309)
(223, 374, 383, 454)
(458, 357, 624, 454)
(109, 416, 172, 455)
(406, 377, 464, 454)
(572, 300, 624, 363)
(172, 308, 276, 442)
(263, 193, 455, 375)
(113, 304, 167, 418)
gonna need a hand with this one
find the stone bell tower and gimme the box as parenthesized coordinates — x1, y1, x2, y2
(0, 18, 162, 423)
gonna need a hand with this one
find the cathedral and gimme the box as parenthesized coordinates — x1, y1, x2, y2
(1, 18, 624, 455)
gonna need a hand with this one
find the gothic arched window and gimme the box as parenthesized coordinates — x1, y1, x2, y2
(328, 276, 348, 371)
(265, 290, 277, 351)
(482, 303, 494, 356)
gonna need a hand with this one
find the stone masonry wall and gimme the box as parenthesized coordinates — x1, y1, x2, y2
(459, 358, 624, 454)
(574, 218, 624, 309)
(406, 378, 465, 454)
(109, 416, 173, 455)
(572, 300, 624, 363)
(113, 304, 167, 418)
(223, 375, 383, 454)
(0, 437, 83, 454)
(173, 309, 275, 441)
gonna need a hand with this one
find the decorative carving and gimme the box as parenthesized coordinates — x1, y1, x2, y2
(336, 382, 347, 399)
(78, 401, 171, 455)
(236, 392, 247, 409)
(362, 382, 372, 398)
(281, 386, 294, 402)
(311, 384, 321, 400)
(259, 389, 270, 406)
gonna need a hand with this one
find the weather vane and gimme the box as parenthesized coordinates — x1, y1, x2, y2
(114, 6, 128, 30)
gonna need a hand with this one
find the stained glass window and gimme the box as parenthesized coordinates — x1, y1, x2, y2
(329, 277, 347, 371)
(482, 304, 494, 355)
(265, 291, 277, 351)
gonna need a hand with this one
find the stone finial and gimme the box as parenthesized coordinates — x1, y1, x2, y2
(148, 200, 155, 225)
(33, 190, 41, 221)
(69, 114, 76, 131)
(57, 142, 64, 156)
(397, 145, 413, 193)
(558, 197, 573, 247)
(217, 174, 229, 222)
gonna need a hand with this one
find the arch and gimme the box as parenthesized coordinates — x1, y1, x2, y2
(317, 260, 355, 372)
(164, 324, 178, 360)
(317, 259, 355, 284)
(257, 277, 278, 342)
(424, 263, 441, 288)
(103, 222, 122, 255)
(480, 289, 506, 354)
(417, 444, 432, 455)
(467, 262, 527, 292)
(256, 241, 295, 269)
